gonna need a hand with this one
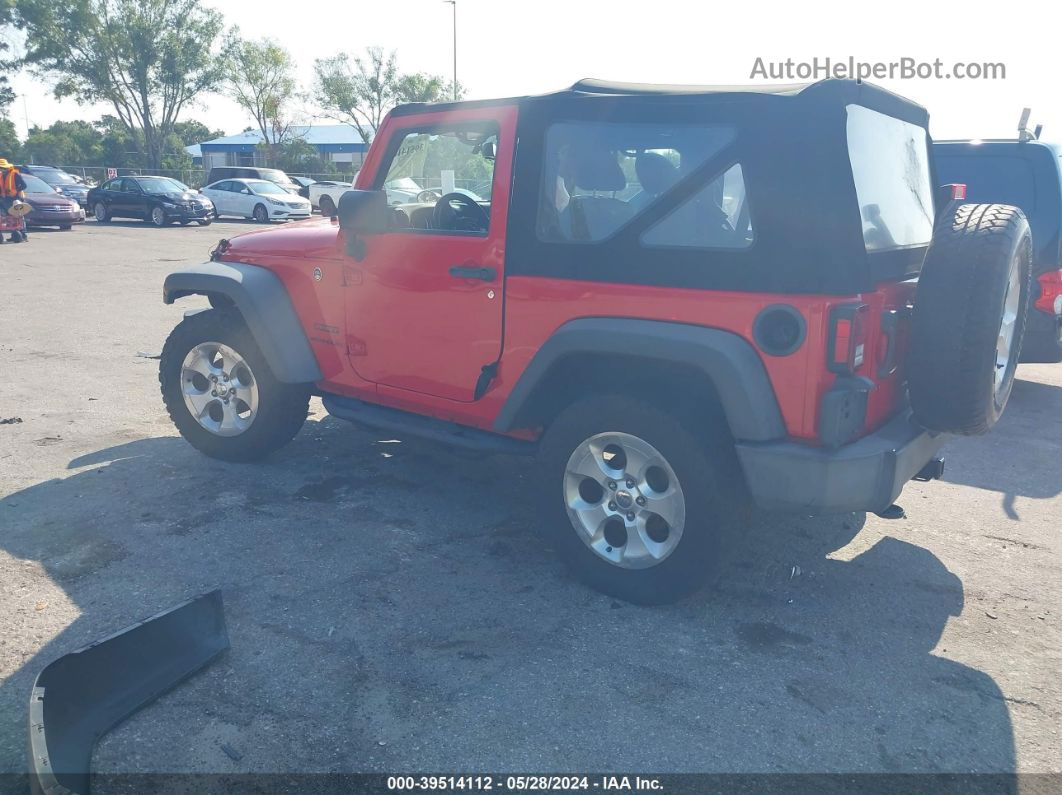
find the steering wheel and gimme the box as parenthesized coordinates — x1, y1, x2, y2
(432, 192, 489, 232)
(417, 189, 441, 203)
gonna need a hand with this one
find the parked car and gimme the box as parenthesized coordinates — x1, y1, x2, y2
(205, 167, 300, 195)
(309, 179, 355, 215)
(160, 78, 1031, 604)
(17, 165, 91, 207)
(935, 137, 1062, 362)
(19, 173, 86, 230)
(289, 176, 316, 200)
(88, 175, 215, 226)
(200, 178, 312, 222)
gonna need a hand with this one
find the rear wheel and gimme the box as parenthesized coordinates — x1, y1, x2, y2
(909, 204, 1032, 435)
(252, 204, 269, 223)
(537, 395, 745, 604)
(319, 196, 336, 217)
(159, 308, 311, 462)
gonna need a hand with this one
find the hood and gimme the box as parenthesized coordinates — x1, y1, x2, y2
(221, 217, 341, 262)
(147, 190, 201, 202)
(26, 192, 77, 208)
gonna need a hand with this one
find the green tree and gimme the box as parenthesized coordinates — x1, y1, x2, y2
(172, 119, 224, 148)
(226, 36, 298, 164)
(272, 137, 336, 176)
(0, 0, 20, 114)
(17, 0, 228, 169)
(0, 116, 20, 160)
(22, 120, 103, 164)
(313, 47, 453, 144)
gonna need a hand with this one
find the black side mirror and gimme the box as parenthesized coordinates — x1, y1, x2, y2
(338, 189, 388, 259)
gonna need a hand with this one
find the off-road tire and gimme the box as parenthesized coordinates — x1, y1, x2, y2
(537, 395, 746, 605)
(159, 307, 311, 462)
(252, 204, 269, 223)
(909, 203, 1032, 435)
(319, 196, 336, 218)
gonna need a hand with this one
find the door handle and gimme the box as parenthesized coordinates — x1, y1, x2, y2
(449, 265, 496, 282)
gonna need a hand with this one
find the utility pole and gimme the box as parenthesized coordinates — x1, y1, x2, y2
(443, 0, 457, 100)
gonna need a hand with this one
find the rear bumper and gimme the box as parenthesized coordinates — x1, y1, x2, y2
(735, 410, 948, 514)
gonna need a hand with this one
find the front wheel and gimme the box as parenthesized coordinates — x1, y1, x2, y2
(149, 206, 169, 227)
(318, 196, 336, 217)
(159, 308, 311, 462)
(198, 218, 213, 226)
(537, 395, 746, 604)
(94, 202, 110, 222)
(252, 204, 269, 223)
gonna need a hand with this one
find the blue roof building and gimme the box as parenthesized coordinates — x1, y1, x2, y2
(192, 125, 369, 172)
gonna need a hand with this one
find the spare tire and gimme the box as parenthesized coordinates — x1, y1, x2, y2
(909, 203, 1032, 435)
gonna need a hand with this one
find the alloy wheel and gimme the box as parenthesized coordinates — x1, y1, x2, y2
(180, 341, 259, 437)
(563, 431, 685, 570)
(995, 251, 1022, 394)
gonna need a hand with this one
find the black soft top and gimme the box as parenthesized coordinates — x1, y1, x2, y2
(393, 77, 928, 126)
(394, 80, 934, 295)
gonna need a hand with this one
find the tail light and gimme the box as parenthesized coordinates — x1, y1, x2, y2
(1034, 269, 1062, 315)
(827, 303, 869, 374)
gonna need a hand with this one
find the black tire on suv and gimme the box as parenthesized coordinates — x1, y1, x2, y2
(537, 395, 745, 605)
(159, 307, 311, 462)
(909, 204, 1033, 436)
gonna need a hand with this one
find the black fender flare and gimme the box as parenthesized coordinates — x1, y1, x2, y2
(493, 317, 787, 442)
(163, 261, 322, 384)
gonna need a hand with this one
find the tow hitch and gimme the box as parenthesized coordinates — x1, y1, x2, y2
(913, 456, 946, 482)
(28, 590, 229, 795)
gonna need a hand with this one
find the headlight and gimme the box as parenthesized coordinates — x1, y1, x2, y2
(267, 197, 285, 206)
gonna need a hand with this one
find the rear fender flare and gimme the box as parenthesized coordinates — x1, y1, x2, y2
(493, 318, 787, 442)
(163, 261, 322, 384)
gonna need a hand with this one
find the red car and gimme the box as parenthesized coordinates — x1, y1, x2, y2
(159, 79, 1032, 603)
(20, 172, 86, 230)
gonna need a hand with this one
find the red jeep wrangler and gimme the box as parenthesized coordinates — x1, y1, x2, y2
(160, 79, 1032, 603)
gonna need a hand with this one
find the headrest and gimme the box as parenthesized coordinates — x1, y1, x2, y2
(573, 148, 626, 192)
(635, 152, 679, 194)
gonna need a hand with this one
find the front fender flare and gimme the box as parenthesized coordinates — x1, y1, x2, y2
(493, 318, 787, 442)
(164, 261, 322, 384)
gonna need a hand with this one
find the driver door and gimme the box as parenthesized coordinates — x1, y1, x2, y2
(343, 107, 516, 403)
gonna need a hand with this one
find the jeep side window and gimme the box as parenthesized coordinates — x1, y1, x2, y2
(641, 164, 754, 250)
(537, 121, 736, 244)
(378, 124, 498, 235)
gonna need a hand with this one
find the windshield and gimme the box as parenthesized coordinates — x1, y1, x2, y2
(249, 180, 289, 195)
(36, 169, 79, 185)
(386, 177, 423, 193)
(137, 177, 189, 193)
(21, 174, 56, 193)
(256, 169, 292, 184)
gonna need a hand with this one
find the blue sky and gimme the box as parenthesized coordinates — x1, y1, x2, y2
(9, 0, 1059, 144)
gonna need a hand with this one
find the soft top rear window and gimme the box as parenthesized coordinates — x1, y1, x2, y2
(847, 104, 934, 253)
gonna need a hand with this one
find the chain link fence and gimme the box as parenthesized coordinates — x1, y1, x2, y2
(57, 166, 361, 189)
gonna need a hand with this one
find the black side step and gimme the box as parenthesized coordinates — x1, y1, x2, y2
(322, 393, 536, 455)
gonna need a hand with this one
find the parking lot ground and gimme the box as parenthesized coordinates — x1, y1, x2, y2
(1, 221, 1060, 781)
